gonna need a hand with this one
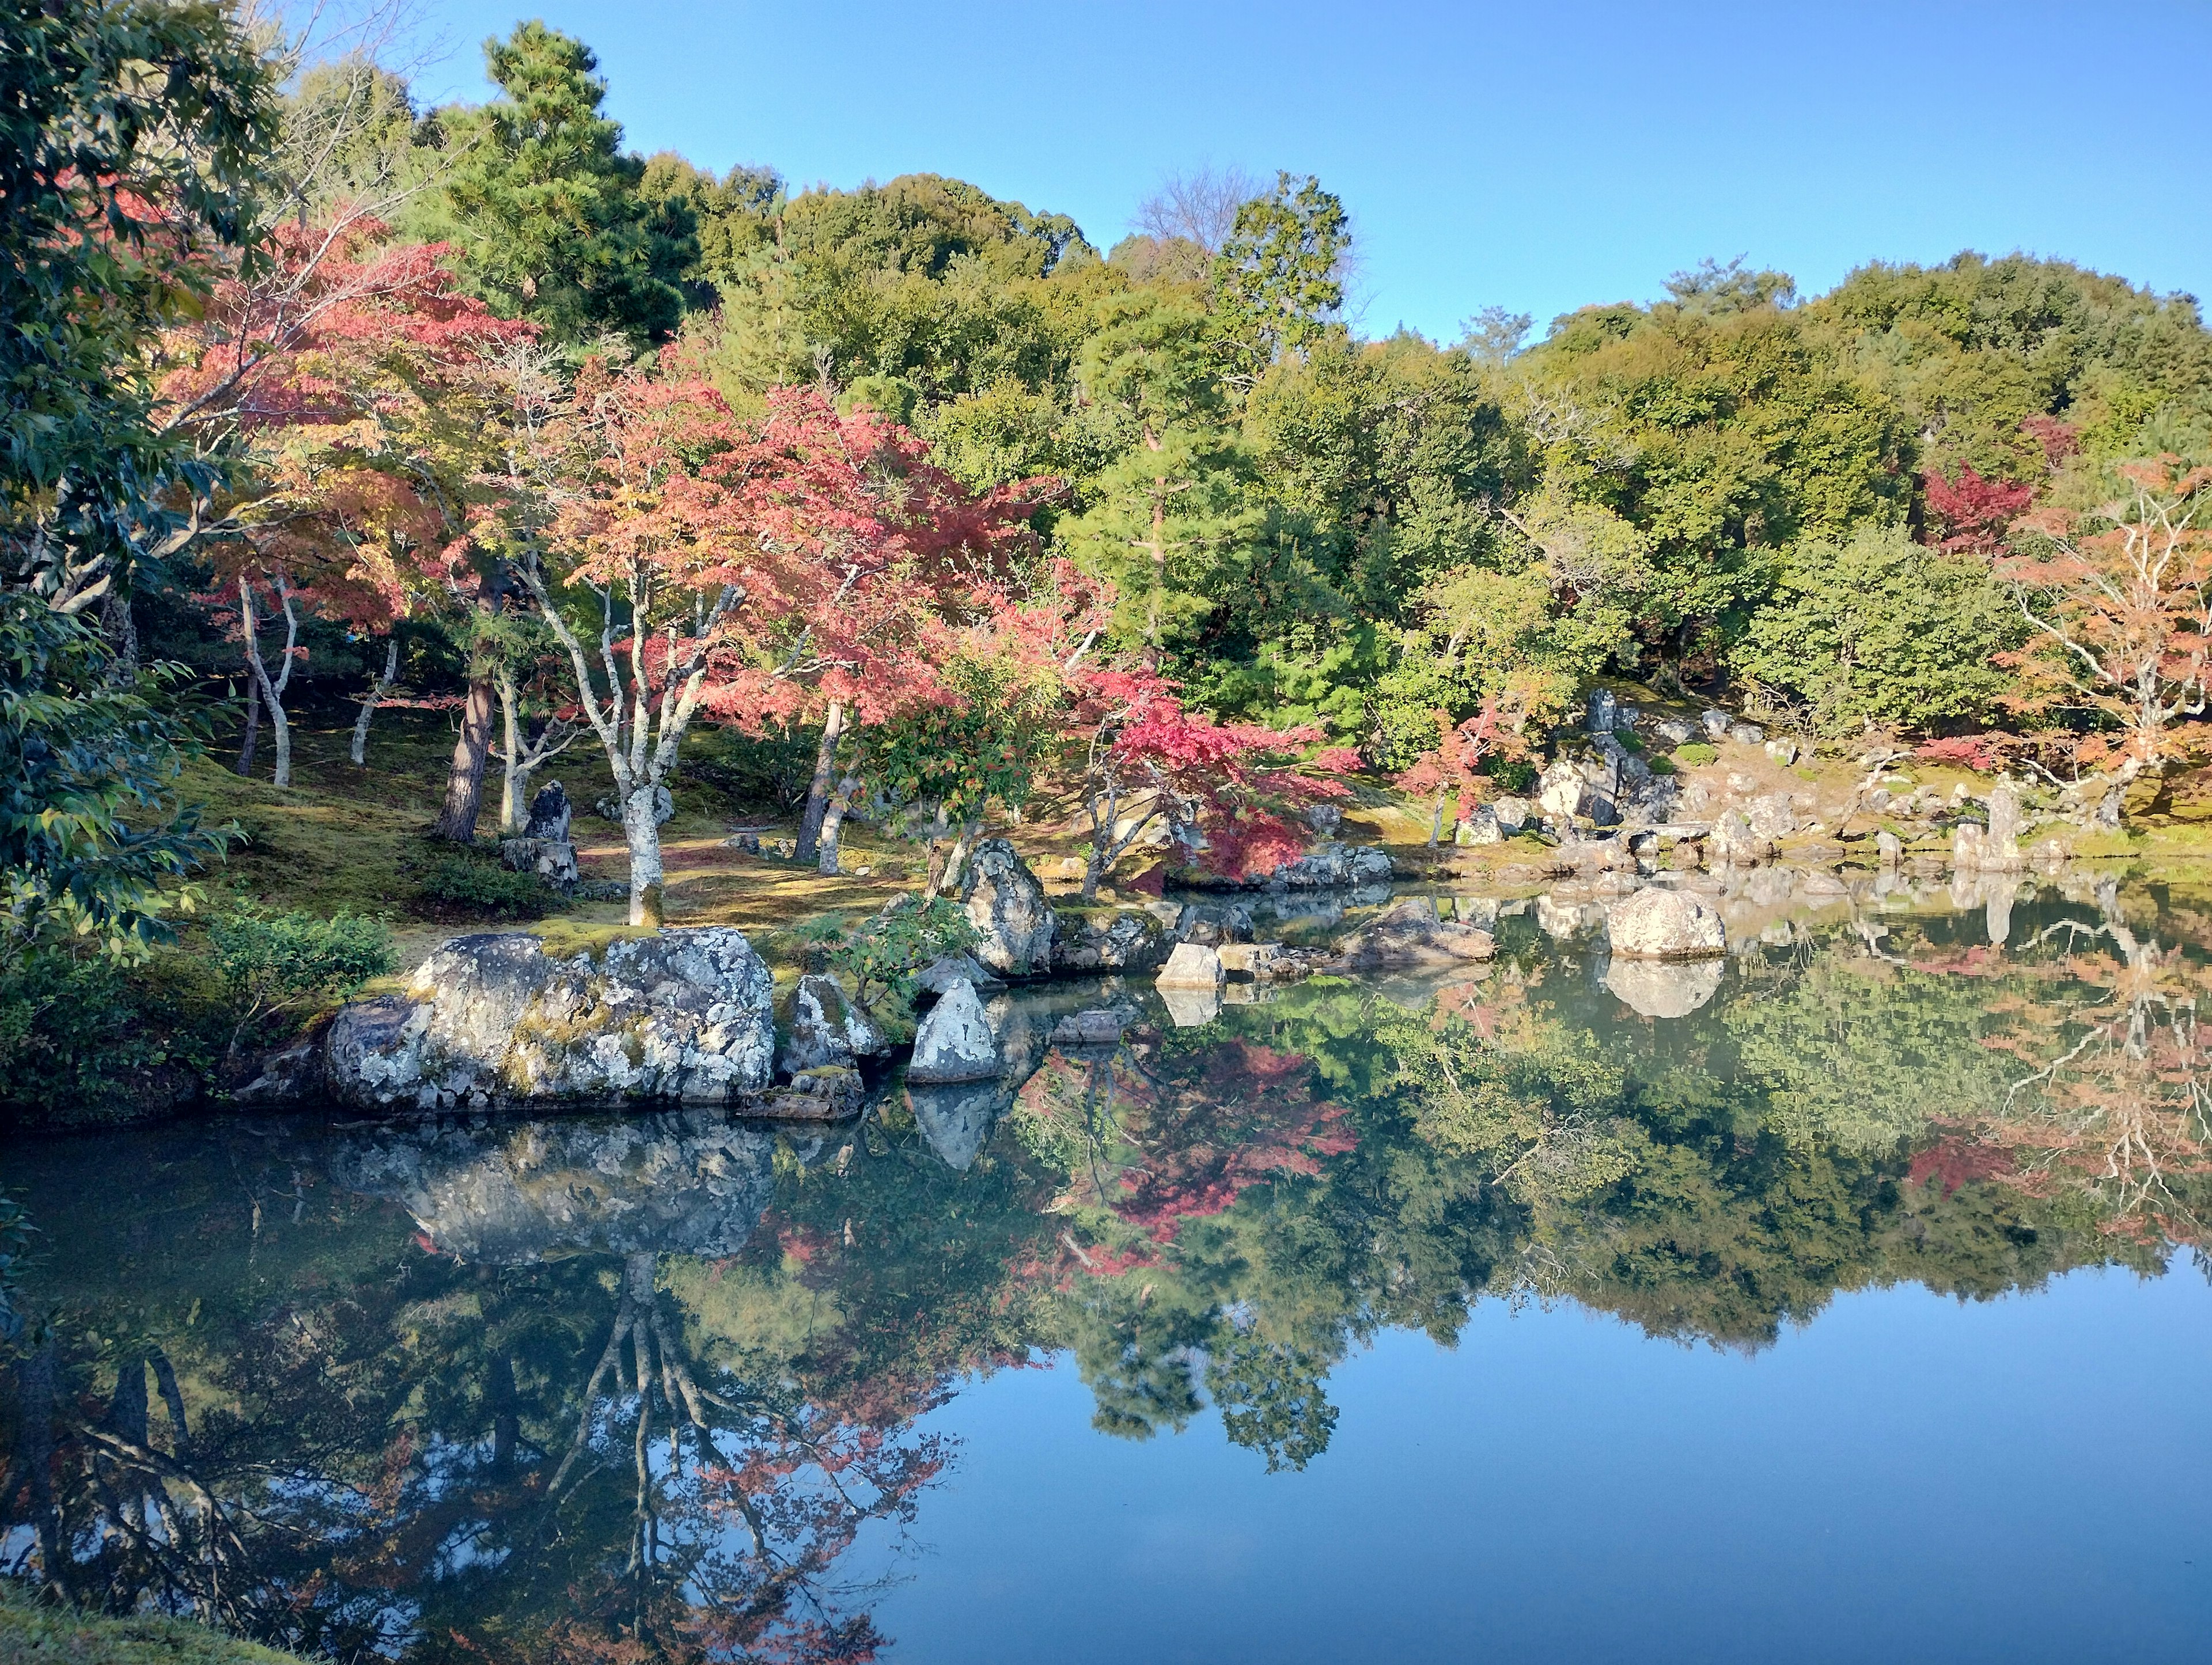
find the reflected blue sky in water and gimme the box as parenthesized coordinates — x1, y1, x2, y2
(877, 1265, 2212, 1664)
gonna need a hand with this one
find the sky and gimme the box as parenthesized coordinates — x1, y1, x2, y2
(395, 0, 2212, 343)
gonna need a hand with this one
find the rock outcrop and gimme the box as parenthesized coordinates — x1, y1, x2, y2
(906, 978, 999, 1084)
(960, 839, 1056, 976)
(500, 782, 581, 888)
(1157, 942, 1226, 989)
(1326, 897, 1495, 972)
(325, 928, 777, 1113)
(1051, 909, 1170, 973)
(1603, 887, 1727, 959)
(1185, 841, 1393, 891)
(779, 973, 888, 1074)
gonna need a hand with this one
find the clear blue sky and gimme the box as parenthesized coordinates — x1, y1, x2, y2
(403, 0, 2212, 342)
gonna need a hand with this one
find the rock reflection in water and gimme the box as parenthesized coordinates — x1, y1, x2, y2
(1601, 953, 1725, 1018)
(329, 1110, 778, 1262)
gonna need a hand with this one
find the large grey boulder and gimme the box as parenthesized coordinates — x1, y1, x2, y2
(907, 978, 999, 1084)
(915, 951, 1004, 995)
(1984, 783, 2025, 870)
(779, 973, 888, 1074)
(1604, 887, 1727, 959)
(524, 781, 573, 841)
(960, 838, 1056, 977)
(325, 929, 777, 1113)
(1157, 942, 1226, 989)
(1745, 792, 1797, 841)
(1326, 897, 1495, 972)
(1537, 756, 1589, 820)
(1052, 909, 1170, 973)
(500, 836, 579, 887)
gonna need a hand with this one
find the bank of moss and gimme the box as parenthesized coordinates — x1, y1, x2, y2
(0, 1596, 305, 1664)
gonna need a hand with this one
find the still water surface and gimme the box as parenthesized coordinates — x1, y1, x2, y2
(3, 876, 2209, 1662)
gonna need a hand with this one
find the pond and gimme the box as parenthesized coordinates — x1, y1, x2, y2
(3, 873, 2209, 1663)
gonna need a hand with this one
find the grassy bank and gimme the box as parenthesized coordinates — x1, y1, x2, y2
(0, 1595, 304, 1665)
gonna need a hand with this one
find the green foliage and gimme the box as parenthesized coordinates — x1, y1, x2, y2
(0, 1590, 309, 1664)
(208, 905, 393, 1048)
(1, 602, 226, 962)
(1211, 172, 1350, 380)
(416, 852, 551, 918)
(1673, 741, 1717, 766)
(431, 22, 691, 345)
(0, 0, 274, 597)
(1733, 521, 2022, 735)
(0, 945, 225, 1122)
(806, 895, 983, 1010)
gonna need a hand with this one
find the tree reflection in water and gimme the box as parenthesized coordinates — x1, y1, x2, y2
(5, 880, 2211, 1652)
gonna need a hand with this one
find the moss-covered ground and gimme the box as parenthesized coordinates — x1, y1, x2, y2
(0, 1594, 305, 1665)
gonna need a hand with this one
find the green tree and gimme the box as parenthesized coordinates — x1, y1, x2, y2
(1733, 520, 2021, 734)
(434, 22, 691, 346)
(1211, 172, 1350, 384)
(0, 0, 274, 611)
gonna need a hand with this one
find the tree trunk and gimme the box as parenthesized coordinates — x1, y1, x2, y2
(236, 673, 261, 777)
(497, 672, 524, 833)
(923, 816, 983, 903)
(1429, 792, 1446, 847)
(623, 784, 666, 927)
(350, 636, 400, 767)
(794, 700, 845, 864)
(349, 636, 402, 765)
(435, 674, 498, 843)
(435, 577, 503, 842)
(816, 772, 860, 875)
(101, 589, 139, 686)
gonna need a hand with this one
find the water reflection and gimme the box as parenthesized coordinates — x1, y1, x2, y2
(3, 879, 2209, 1658)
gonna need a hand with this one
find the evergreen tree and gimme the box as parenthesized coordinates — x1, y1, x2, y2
(437, 22, 691, 346)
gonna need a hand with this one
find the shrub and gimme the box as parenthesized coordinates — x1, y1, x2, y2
(209, 906, 394, 1054)
(0, 947, 227, 1122)
(1673, 742, 1718, 767)
(419, 853, 551, 919)
(801, 895, 984, 1010)
(1648, 755, 1677, 775)
(1487, 757, 1539, 795)
(1615, 730, 1645, 754)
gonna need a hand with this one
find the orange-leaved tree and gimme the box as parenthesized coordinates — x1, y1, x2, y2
(1998, 457, 2212, 808)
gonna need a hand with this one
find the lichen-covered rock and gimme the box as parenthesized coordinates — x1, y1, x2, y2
(1051, 1006, 1138, 1047)
(500, 835, 579, 887)
(324, 928, 775, 1112)
(1157, 942, 1225, 988)
(1604, 887, 1727, 959)
(1185, 841, 1393, 891)
(1493, 796, 1531, 833)
(915, 951, 1004, 995)
(1325, 897, 1495, 972)
(1983, 783, 2025, 870)
(1728, 722, 1766, 745)
(524, 781, 573, 841)
(1745, 792, 1797, 841)
(1709, 807, 1764, 866)
(907, 978, 999, 1084)
(779, 973, 888, 1074)
(1051, 909, 1169, 973)
(960, 837, 1056, 976)
(1700, 708, 1731, 738)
